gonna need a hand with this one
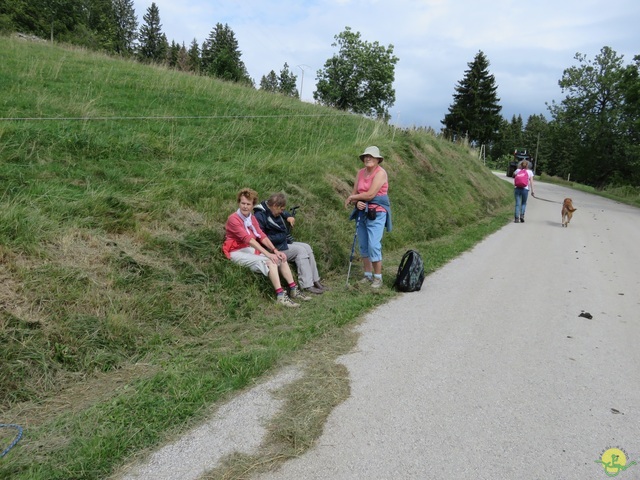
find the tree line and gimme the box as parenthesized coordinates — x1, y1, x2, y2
(442, 49, 640, 188)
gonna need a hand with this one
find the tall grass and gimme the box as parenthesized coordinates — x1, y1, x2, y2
(0, 37, 512, 479)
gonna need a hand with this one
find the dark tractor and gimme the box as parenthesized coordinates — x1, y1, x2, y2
(507, 148, 532, 177)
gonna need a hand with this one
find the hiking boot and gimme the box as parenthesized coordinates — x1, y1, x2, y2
(305, 286, 324, 295)
(514, 217, 520, 223)
(359, 276, 373, 284)
(289, 287, 312, 301)
(520, 217, 525, 223)
(314, 280, 329, 292)
(371, 277, 383, 289)
(276, 294, 299, 308)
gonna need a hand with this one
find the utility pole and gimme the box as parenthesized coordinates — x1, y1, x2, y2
(297, 64, 310, 100)
(534, 132, 540, 175)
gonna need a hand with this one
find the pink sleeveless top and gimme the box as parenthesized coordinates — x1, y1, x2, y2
(356, 166, 388, 212)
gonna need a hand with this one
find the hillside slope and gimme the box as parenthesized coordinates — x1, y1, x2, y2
(0, 37, 511, 479)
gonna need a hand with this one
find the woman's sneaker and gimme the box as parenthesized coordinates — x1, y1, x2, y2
(371, 277, 383, 289)
(314, 280, 329, 292)
(289, 287, 312, 301)
(277, 294, 300, 308)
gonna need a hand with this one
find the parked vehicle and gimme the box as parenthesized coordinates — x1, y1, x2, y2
(507, 148, 532, 177)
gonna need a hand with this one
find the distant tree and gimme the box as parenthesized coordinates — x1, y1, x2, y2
(619, 54, 640, 184)
(260, 70, 279, 92)
(187, 38, 201, 73)
(201, 23, 252, 85)
(112, 0, 138, 56)
(522, 114, 548, 174)
(44, 0, 82, 42)
(491, 114, 524, 161)
(82, 0, 115, 50)
(138, 2, 166, 63)
(442, 50, 502, 147)
(167, 40, 180, 67)
(260, 63, 298, 96)
(548, 47, 634, 186)
(278, 62, 298, 97)
(176, 43, 190, 72)
(1, 0, 45, 37)
(314, 27, 399, 120)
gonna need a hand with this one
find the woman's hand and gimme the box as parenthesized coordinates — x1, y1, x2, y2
(356, 201, 366, 210)
(269, 252, 281, 266)
(345, 196, 354, 208)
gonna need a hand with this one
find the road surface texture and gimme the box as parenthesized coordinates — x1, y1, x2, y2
(256, 178, 640, 479)
(119, 178, 640, 480)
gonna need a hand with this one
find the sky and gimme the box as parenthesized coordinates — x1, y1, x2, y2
(131, 0, 639, 130)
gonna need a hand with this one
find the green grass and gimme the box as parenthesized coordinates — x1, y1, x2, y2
(1, 37, 512, 479)
(536, 173, 640, 207)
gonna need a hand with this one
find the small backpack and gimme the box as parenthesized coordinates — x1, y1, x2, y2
(393, 250, 425, 292)
(514, 169, 529, 188)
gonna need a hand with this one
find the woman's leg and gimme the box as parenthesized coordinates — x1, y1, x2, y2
(366, 212, 386, 264)
(278, 260, 296, 285)
(285, 243, 313, 289)
(520, 189, 530, 218)
(357, 215, 371, 274)
(514, 189, 522, 220)
(267, 261, 282, 289)
(366, 213, 386, 285)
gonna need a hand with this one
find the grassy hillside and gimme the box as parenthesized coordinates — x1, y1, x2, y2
(0, 37, 512, 479)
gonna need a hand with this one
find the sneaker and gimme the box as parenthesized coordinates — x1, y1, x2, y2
(520, 217, 525, 223)
(276, 294, 299, 308)
(305, 286, 324, 295)
(371, 277, 383, 289)
(289, 287, 312, 301)
(514, 218, 520, 223)
(358, 276, 373, 284)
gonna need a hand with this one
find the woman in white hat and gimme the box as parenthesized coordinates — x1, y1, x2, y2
(344, 146, 392, 288)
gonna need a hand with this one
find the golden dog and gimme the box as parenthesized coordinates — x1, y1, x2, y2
(561, 198, 576, 227)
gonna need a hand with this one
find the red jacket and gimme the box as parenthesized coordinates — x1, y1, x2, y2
(222, 212, 266, 259)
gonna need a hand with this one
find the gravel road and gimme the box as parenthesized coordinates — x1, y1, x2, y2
(120, 177, 640, 480)
(256, 177, 640, 479)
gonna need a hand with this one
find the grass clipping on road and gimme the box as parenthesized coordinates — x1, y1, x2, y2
(204, 328, 357, 480)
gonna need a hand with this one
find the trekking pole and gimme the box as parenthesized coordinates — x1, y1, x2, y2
(346, 211, 361, 287)
(286, 205, 300, 243)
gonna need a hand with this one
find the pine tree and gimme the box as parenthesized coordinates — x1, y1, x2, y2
(167, 40, 180, 68)
(277, 62, 298, 97)
(176, 43, 190, 72)
(201, 23, 252, 85)
(112, 0, 138, 56)
(442, 50, 502, 147)
(260, 71, 279, 92)
(137, 2, 165, 63)
(187, 39, 201, 73)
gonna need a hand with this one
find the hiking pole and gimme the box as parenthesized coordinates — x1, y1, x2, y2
(286, 205, 300, 243)
(346, 211, 361, 287)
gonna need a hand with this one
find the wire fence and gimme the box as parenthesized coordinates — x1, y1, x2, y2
(0, 113, 356, 122)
